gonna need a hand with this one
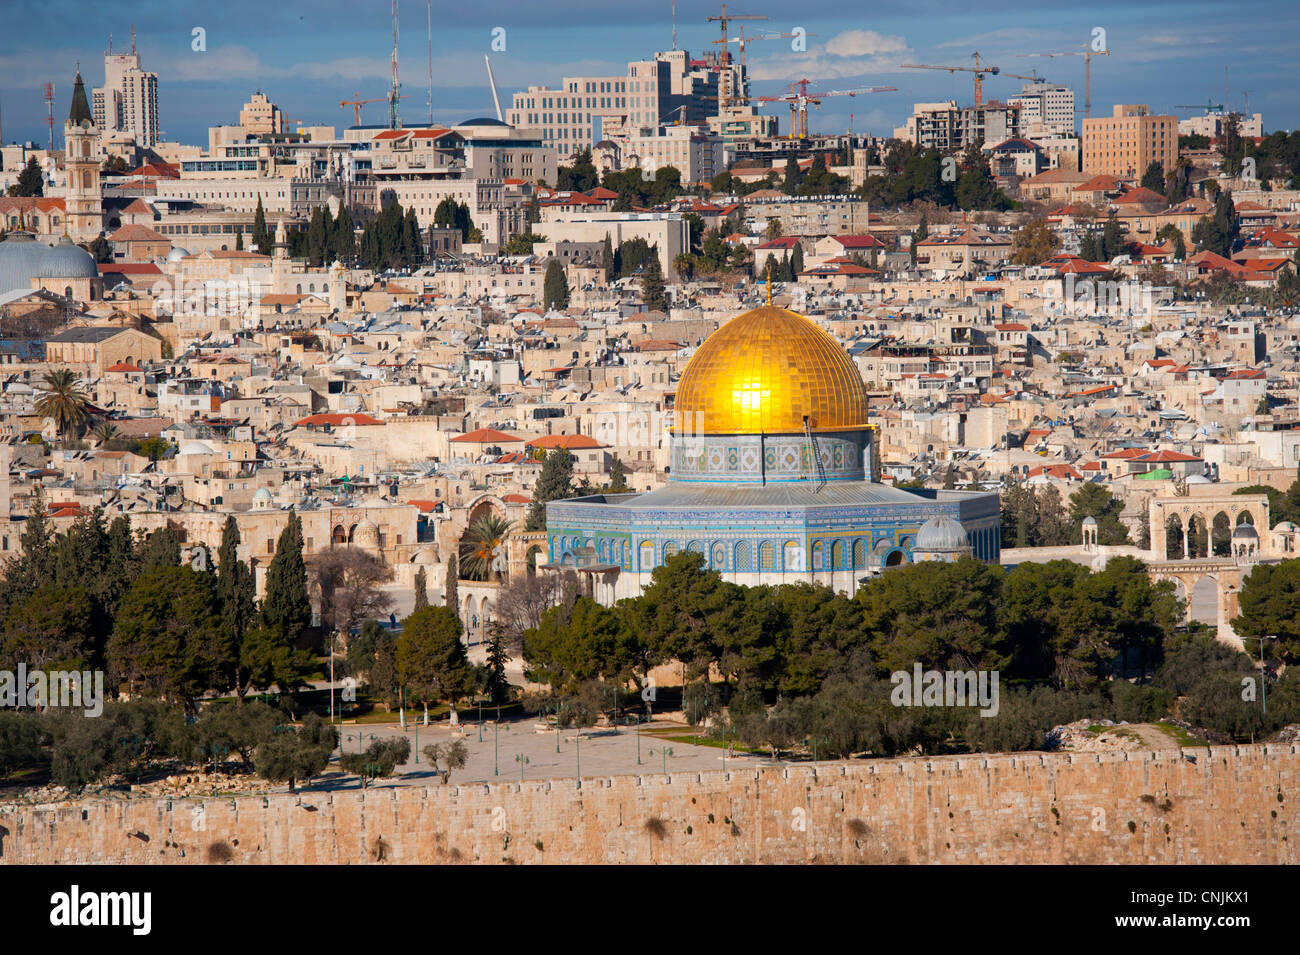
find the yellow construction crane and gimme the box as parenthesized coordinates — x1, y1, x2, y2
(901, 53, 1003, 106)
(706, 4, 767, 110)
(1018, 44, 1110, 118)
(715, 27, 814, 106)
(339, 91, 408, 126)
(758, 79, 898, 139)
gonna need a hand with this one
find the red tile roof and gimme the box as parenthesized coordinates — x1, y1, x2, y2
(450, 427, 524, 444)
(525, 434, 605, 450)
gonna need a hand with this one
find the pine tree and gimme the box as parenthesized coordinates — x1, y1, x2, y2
(910, 214, 929, 265)
(484, 623, 510, 704)
(235, 231, 244, 251)
(789, 242, 804, 278)
(527, 448, 575, 531)
(641, 252, 668, 312)
(544, 259, 570, 309)
(413, 567, 429, 611)
(262, 511, 311, 642)
(781, 157, 802, 195)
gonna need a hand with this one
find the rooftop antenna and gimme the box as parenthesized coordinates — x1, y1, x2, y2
(427, 0, 433, 126)
(131, 24, 136, 55)
(389, 0, 401, 129)
(672, 1, 677, 50)
(484, 55, 503, 122)
(43, 81, 55, 154)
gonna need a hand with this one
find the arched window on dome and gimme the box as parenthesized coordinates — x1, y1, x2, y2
(734, 540, 751, 572)
(759, 540, 775, 571)
(783, 540, 800, 571)
(812, 540, 825, 571)
(852, 538, 866, 569)
(663, 541, 678, 561)
(831, 539, 846, 570)
(639, 540, 654, 570)
(687, 540, 704, 554)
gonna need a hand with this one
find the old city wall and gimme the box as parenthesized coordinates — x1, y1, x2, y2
(1, 744, 1295, 864)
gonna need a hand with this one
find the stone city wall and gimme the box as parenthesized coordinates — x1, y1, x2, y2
(1, 744, 1294, 864)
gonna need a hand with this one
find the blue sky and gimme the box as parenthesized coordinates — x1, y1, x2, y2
(1, 0, 1296, 147)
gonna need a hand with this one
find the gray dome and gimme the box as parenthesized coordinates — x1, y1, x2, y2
(0, 233, 98, 296)
(1232, 523, 1259, 539)
(1081, 515, 1098, 526)
(915, 514, 971, 552)
(166, 246, 191, 263)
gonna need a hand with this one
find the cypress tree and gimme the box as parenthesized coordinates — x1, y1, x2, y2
(262, 510, 311, 642)
(413, 567, 429, 611)
(252, 196, 269, 255)
(789, 242, 804, 278)
(445, 554, 459, 621)
(544, 259, 570, 309)
(641, 251, 668, 312)
(601, 233, 614, 280)
(332, 206, 355, 264)
(217, 515, 256, 648)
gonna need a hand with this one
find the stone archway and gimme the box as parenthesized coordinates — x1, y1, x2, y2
(1211, 512, 1231, 557)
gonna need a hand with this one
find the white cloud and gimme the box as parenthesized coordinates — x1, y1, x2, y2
(824, 30, 909, 58)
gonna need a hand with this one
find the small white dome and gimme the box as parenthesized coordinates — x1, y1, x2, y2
(177, 440, 213, 455)
(1233, 523, 1259, 539)
(252, 488, 273, 501)
(166, 247, 191, 263)
(915, 514, 971, 552)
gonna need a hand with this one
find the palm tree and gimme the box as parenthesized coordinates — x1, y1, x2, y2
(35, 370, 91, 441)
(93, 421, 119, 446)
(459, 514, 511, 582)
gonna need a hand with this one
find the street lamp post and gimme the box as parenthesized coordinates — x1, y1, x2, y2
(650, 746, 673, 775)
(478, 700, 483, 743)
(636, 719, 642, 765)
(493, 718, 499, 777)
(515, 753, 529, 781)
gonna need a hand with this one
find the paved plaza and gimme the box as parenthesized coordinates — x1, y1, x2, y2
(303, 716, 771, 792)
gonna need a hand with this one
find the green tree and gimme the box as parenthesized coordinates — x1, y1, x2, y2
(557, 149, 599, 192)
(641, 252, 668, 312)
(8, 157, 43, 197)
(261, 511, 311, 643)
(600, 233, 614, 279)
(413, 567, 429, 611)
(1140, 161, 1166, 194)
(527, 448, 575, 531)
(396, 605, 475, 720)
(483, 621, 511, 704)
(543, 259, 570, 309)
(340, 737, 410, 788)
(1233, 558, 1300, 664)
(1068, 483, 1130, 545)
(107, 565, 230, 710)
(422, 738, 468, 783)
(35, 369, 92, 441)
(253, 714, 337, 792)
(251, 196, 271, 255)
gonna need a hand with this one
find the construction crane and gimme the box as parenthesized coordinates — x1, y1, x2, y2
(340, 92, 396, 126)
(715, 26, 811, 105)
(758, 79, 898, 139)
(1175, 99, 1225, 113)
(901, 53, 1002, 106)
(1018, 44, 1110, 119)
(706, 4, 766, 111)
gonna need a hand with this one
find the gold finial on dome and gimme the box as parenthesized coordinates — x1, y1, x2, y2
(766, 258, 772, 306)
(674, 304, 869, 435)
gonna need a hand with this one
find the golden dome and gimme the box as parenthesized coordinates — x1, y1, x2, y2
(674, 305, 869, 435)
